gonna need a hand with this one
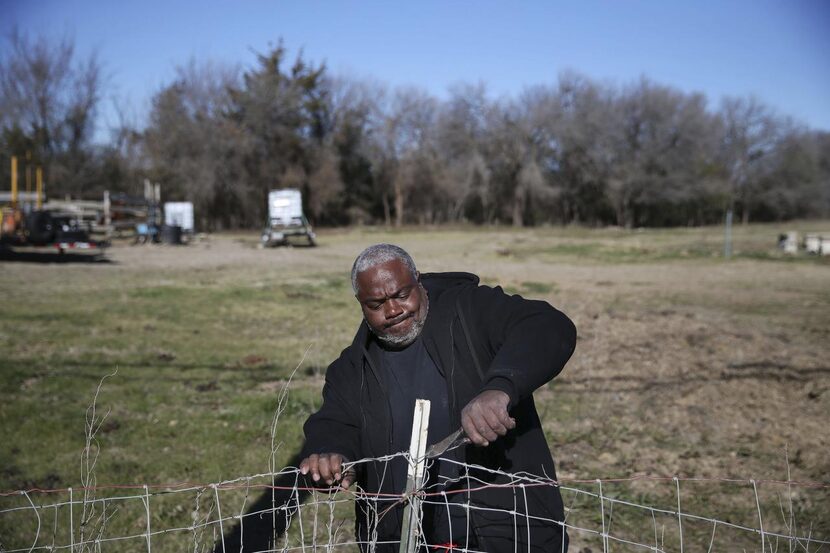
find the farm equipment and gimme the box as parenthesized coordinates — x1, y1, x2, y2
(0, 205, 108, 256)
(1, 156, 107, 257)
(123, 183, 194, 246)
(117, 188, 195, 246)
(134, 222, 159, 244)
(261, 189, 316, 247)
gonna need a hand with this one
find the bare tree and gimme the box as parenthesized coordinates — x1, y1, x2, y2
(719, 96, 781, 224)
(610, 78, 724, 226)
(433, 83, 493, 222)
(143, 59, 247, 229)
(306, 149, 344, 221)
(0, 28, 103, 197)
(750, 127, 830, 220)
(366, 86, 438, 226)
(134, 42, 830, 229)
(546, 74, 622, 225)
(322, 76, 379, 223)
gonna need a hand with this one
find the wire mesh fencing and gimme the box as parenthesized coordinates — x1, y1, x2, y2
(2, 450, 828, 552)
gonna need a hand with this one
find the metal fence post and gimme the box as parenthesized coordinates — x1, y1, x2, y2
(399, 399, 431, 553)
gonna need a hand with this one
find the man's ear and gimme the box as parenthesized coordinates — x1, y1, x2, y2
(415, 270, 420, 281)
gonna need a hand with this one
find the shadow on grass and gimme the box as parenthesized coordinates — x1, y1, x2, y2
(0, 248, 114, 264)
(558, 362, 830, 393)
(68, 359, 282, 372)
(0, 360, 334, 397)
(5, 358, 827, 395)
(211, 450, 315, 553)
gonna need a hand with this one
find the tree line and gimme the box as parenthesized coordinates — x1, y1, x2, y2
(2, 31, 829, 230)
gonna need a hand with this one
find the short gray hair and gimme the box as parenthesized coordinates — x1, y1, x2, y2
(351, 244, 418, 293)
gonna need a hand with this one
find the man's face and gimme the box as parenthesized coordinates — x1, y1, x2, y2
(355, 259, 428, 348)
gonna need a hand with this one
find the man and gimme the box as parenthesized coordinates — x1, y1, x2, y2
(300, 244, 576, 552)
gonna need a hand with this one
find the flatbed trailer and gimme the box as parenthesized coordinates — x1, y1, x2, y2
(261, 189, 316, 247)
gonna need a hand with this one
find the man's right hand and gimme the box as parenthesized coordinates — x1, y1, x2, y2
(299, 453, 355, 489)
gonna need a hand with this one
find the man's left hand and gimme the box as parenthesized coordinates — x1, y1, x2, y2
(461, 390, 516, 446)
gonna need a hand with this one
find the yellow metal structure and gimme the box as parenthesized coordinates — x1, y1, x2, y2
(11, 156, 18, 207)
(25, 151, 32, 195)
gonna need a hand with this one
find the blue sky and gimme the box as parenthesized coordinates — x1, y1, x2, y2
(4, 0, 830, 138)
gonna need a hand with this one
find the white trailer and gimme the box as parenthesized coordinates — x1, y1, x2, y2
(261, 189, 316, 247)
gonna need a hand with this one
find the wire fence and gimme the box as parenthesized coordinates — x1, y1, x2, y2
(2, 450, 828, 553)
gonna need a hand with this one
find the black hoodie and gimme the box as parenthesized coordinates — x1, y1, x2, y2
(302, 272, 576, 552)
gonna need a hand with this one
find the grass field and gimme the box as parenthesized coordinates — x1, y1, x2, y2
(2, 222, 829, 551)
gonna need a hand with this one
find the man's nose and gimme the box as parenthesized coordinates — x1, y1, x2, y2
(384, 299, 404, 318)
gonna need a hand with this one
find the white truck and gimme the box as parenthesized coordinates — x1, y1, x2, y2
(261, 189, 316, 247)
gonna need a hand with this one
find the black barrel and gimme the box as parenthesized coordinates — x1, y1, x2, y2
(160, 225, 183, 244)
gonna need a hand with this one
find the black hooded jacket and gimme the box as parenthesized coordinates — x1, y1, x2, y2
(302, 272, 577, 552)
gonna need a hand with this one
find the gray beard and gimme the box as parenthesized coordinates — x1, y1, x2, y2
(370, 294, 429, 349)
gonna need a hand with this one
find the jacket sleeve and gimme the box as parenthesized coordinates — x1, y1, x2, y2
(460, 285, 576, 407)
(300, 352, 362, 462)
